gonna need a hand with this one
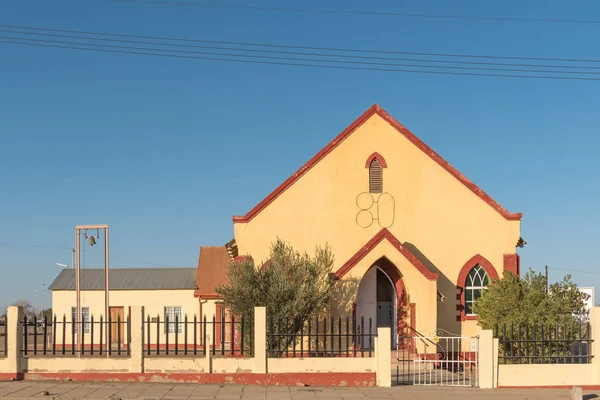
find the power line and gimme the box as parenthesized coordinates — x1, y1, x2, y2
(3, 27, 600, 71)
(0, 242, 70, 251)
(5, 38, 600, 81)
(548, 267, 600, 276)
(112, 0, 600, 25)
(6, 34, 600, 77)
(3, 23, 600, 64)
(0, 241, 173, 268)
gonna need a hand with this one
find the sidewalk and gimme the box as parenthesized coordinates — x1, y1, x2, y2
(0, 381, 597, 400)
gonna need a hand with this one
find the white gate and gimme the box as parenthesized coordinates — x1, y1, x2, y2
(395, 335, 479, 387)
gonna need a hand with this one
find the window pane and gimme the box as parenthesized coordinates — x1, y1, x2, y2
(473, 289, 482, 300)
(82, 308, 90, 334)
(165, 307, 182, 333)
(465, 302, 473, 315)
(71, 307, 77, 333)
(472, 270, 483, 286)
(71, 307, 90, 333)
(482, 274, 490, 286)
(465, 289, 473, 302)
(175, 307, 182, 333)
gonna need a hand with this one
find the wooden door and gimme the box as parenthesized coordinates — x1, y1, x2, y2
(109, 306, 125, 344)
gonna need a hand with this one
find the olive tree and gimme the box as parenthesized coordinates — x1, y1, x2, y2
(216, 238, 335, 355)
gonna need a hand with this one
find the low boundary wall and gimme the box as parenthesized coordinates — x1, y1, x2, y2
(0, 306, 383, 387)
(477, 307, 600, 389)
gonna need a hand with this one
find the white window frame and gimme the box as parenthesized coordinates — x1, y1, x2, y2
(71, 307, 90, 334)
(164, 306, 183, 334)
(465, 265, 490, 316)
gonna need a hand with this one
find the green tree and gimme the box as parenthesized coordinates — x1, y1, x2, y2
(473, 269, 586, 329)
(474, 269, 588, 364)
(41, 308, 53, 320)
(11, 300, 35, 318)
(216, 238, 335, 355)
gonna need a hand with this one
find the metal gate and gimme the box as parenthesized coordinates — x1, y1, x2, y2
(395, 334, 479, 387)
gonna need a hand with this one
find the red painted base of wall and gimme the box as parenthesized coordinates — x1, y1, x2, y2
(16, 372, 377, 387)
(500, 386, 600, 390)
(0, 373, 23, 381)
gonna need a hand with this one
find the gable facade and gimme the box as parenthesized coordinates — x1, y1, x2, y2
(229, 104, 521, 340)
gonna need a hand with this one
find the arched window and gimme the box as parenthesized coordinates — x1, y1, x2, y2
(464, 264, 490, 315)
(369, 158, 383, 193)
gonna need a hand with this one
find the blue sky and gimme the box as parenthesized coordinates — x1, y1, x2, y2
(1, 0, 600, 312)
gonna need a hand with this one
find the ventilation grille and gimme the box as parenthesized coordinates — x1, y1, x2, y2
(369, 158, 383, 193)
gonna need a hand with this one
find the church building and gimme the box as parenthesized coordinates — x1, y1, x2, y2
(195, 104, 523, 347)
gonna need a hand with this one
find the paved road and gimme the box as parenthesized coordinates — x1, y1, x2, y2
(0, 382, 597, 400)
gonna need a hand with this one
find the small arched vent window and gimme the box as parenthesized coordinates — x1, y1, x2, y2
(369, 158, 383, 193)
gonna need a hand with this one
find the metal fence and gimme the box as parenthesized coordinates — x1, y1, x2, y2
(396, 335, 478, 387)
(494, 322, 593, 364)
(143, 314, 253, 357)
(21, 315, 130, 357)
(266, 316, 376, 358)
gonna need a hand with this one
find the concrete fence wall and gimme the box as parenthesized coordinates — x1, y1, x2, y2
(0, 306, 388, 387)
(478, 307, 600, 389)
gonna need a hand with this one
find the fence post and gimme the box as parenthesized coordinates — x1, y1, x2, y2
(590, 307, 600, 385)
(6, 306, 24, 379)
(129, 306, 143, 373)
(375, 327, 391, 387)
(477, 329, 495, 388)
(254, 307, 267, 374)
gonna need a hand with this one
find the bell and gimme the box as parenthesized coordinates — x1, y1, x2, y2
(89, 236, 97, 246)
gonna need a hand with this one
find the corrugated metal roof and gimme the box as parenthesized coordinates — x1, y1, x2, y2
(48, 268, 197, 291)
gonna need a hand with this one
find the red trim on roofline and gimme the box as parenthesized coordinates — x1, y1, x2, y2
(365, 152, 387, 168)
(232, 104, 522, 223)
(333, 228, 438, 281)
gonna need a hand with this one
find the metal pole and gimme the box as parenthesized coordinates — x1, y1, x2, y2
(545, 265, 549, 293)
(72, 248, 75, 269)
(104, 227, 109, 358)
(40, 285, 44, 318)
(75, 228, 81, 357)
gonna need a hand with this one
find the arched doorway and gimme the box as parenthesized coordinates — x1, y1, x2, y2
(355, 257, 406, 350)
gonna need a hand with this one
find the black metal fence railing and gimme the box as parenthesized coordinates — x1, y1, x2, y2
(494, 322, 593, 364)
(0, 318, 6, 357)
(142, 314, 253, 357)
(267, 316, 376, 358)
(21, 315, 131, 357)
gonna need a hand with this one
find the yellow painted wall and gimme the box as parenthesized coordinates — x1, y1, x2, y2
(51, 289, 200, 345)
(497, 364, 594, 387)
(0, 357, 9, 372)
(24, 357, 130, 373)
(52, 289, 200, 320)
(233, 112, 520, 335)
(52, 289, 199, 320)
